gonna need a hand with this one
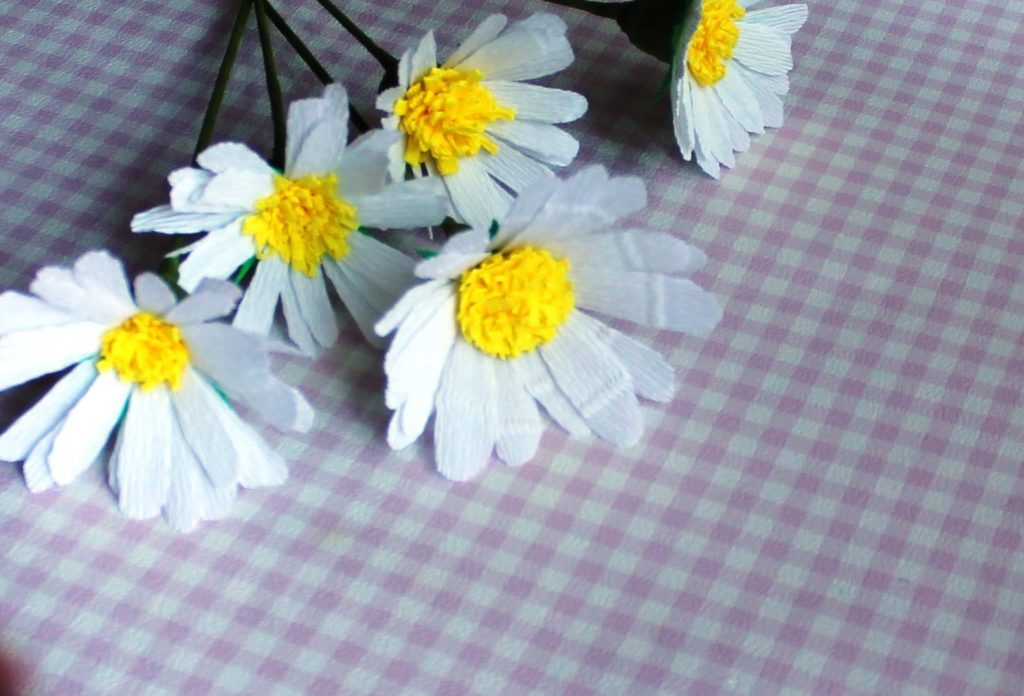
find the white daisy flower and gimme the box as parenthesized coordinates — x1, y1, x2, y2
(377, 13, 588, 230)
(375, 166, 722, 481)
(0, 251, 313, 532)
(673, 0, 807, 177)
(132, 84, 448, 355)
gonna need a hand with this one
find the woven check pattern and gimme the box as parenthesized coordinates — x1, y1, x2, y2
(1, 0, 1022, 694)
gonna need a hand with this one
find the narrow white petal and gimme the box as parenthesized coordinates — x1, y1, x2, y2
(197, 142, 273, 174)
(489, 176, 558, 248)
(375, 278, 450, 338)
(210, 402, 288, 488)
(554, 230, 707, 275)
(114, 387, 174, 520)
(539, 314, 642, 446)
(354, 177, 448, 230)
(717, 67, 764, 134)
(482, 82, 587, 124)
(168, 168, 221, 213)
(133, 273, 177, 315)
(291, 269, 338, 350)
(202, 170, 274, 210)
(672, 58, 696, 160)
(575, 312, 675, 403)
(733, 24, 793, 76)
(289, 119, 347, 179)
(182, 324, 313, 432)
(445, 14, 508, 68)
(131, 205, 242, 234)
(0, 292, 74, 335)
(434, 340, 497, 480)
(171, 369, 240, 487)
(0, 361, 97, 462)
(162, 416, 236, 533)
(337, 130, 398, 200)
(414, 250, 489, 282)
(488, 121, 578, 167)
(0, 323, 104, 392)
(286, 84, 348, 173)
(573, 268, 724, 335)
(73, 251, 137, 316)
(164, 278, 241, 325)
(442, 156, 512, 230)
(376, 85, 405, 114)
(280, 271, 320, 356)
(48, 370, 130, 485)
(744, 5, 808, 35)
(323, 259, 385, 348)
(494, 362, 541, 467)
(23, 428, 58, 493)
(515, 352, 590, 437)
(233, 256, 286, 336)
(455, 13, 573, 82)
(690, 81, 728, 177)
(409, 31, 438, 84)
(733, 62, 785, 127)
(30, 266, 128, 326)
(176, 220, 254, 292)
(384, 292, 457, 450)
(479, 143, 554, 195)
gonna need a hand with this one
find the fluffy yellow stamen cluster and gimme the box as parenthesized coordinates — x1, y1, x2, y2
(98, 312, 189, 391)
(457, 246, 574, 359)
(394, 67, 516, 176)
(243, 174, 358, 276)
(687, 0, 746, 87)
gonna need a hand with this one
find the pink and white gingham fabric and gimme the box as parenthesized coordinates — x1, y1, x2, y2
(1, 1, 1022, 693)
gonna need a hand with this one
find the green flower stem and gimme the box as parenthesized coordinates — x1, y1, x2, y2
(311, 0, 399, 86)
(264, 1, 370, 133)
(254, 0, 286, 169)
(194, 0, 254, 161)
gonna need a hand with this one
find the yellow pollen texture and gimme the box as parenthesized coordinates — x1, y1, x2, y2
(243, 174, 358, 276)
(457, 247, 574, 359)
(394, 67, 516, 176)
(687, 0, 746, 87)
(98, 312, 189, 391)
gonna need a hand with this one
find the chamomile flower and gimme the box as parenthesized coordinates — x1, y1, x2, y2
(673, 0, 807, 177)
(0, 251, 313, 532)
(375, 166, 722, 481)
(377, 13, 588, 230)
(132, 84, 448, 355)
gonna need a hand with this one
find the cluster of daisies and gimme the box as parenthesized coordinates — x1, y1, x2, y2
(0, 4, 804, 530)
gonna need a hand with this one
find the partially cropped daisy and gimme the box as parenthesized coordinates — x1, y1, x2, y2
(377, 13, 588, 230)
(376, 166, 722, 481)
(132, 84, 448, 355)
(0, 251, 313, 532)
(673, 0, 807, 177)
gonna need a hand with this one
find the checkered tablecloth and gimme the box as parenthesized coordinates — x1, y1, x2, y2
(1, 1, 1022, 693)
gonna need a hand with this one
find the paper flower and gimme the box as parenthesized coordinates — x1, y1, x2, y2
(132, 84, 448, 355)
(375, 166, 722, 481)
(673, 0, 808, 177)
(0, 251, 313, 532)
(377, 13, 588, 230)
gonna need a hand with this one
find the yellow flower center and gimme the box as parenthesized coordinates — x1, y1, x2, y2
(98, 312, 189, 391)
(394, 66, 516, 176)
(242, 174, 358, 276)
(687, 0, 746, 87)
(457, 247, 574, 359)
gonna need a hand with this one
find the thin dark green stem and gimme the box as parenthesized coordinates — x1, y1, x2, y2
(254, 0, 286, 168)
(311, 0, 398, 84)
(264, 0, 369, 133)
(194, 0, 254, 162)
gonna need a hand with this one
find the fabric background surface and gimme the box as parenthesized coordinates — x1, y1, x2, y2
(1, 0, 1022, 694)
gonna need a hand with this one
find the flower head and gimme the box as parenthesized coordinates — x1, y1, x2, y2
(132, 84, 449, 356)
(0, 251, 313, 532)
(673, 0, 808, 177)
(378, 13, 588, 230)
(375, 166, 722, 481)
